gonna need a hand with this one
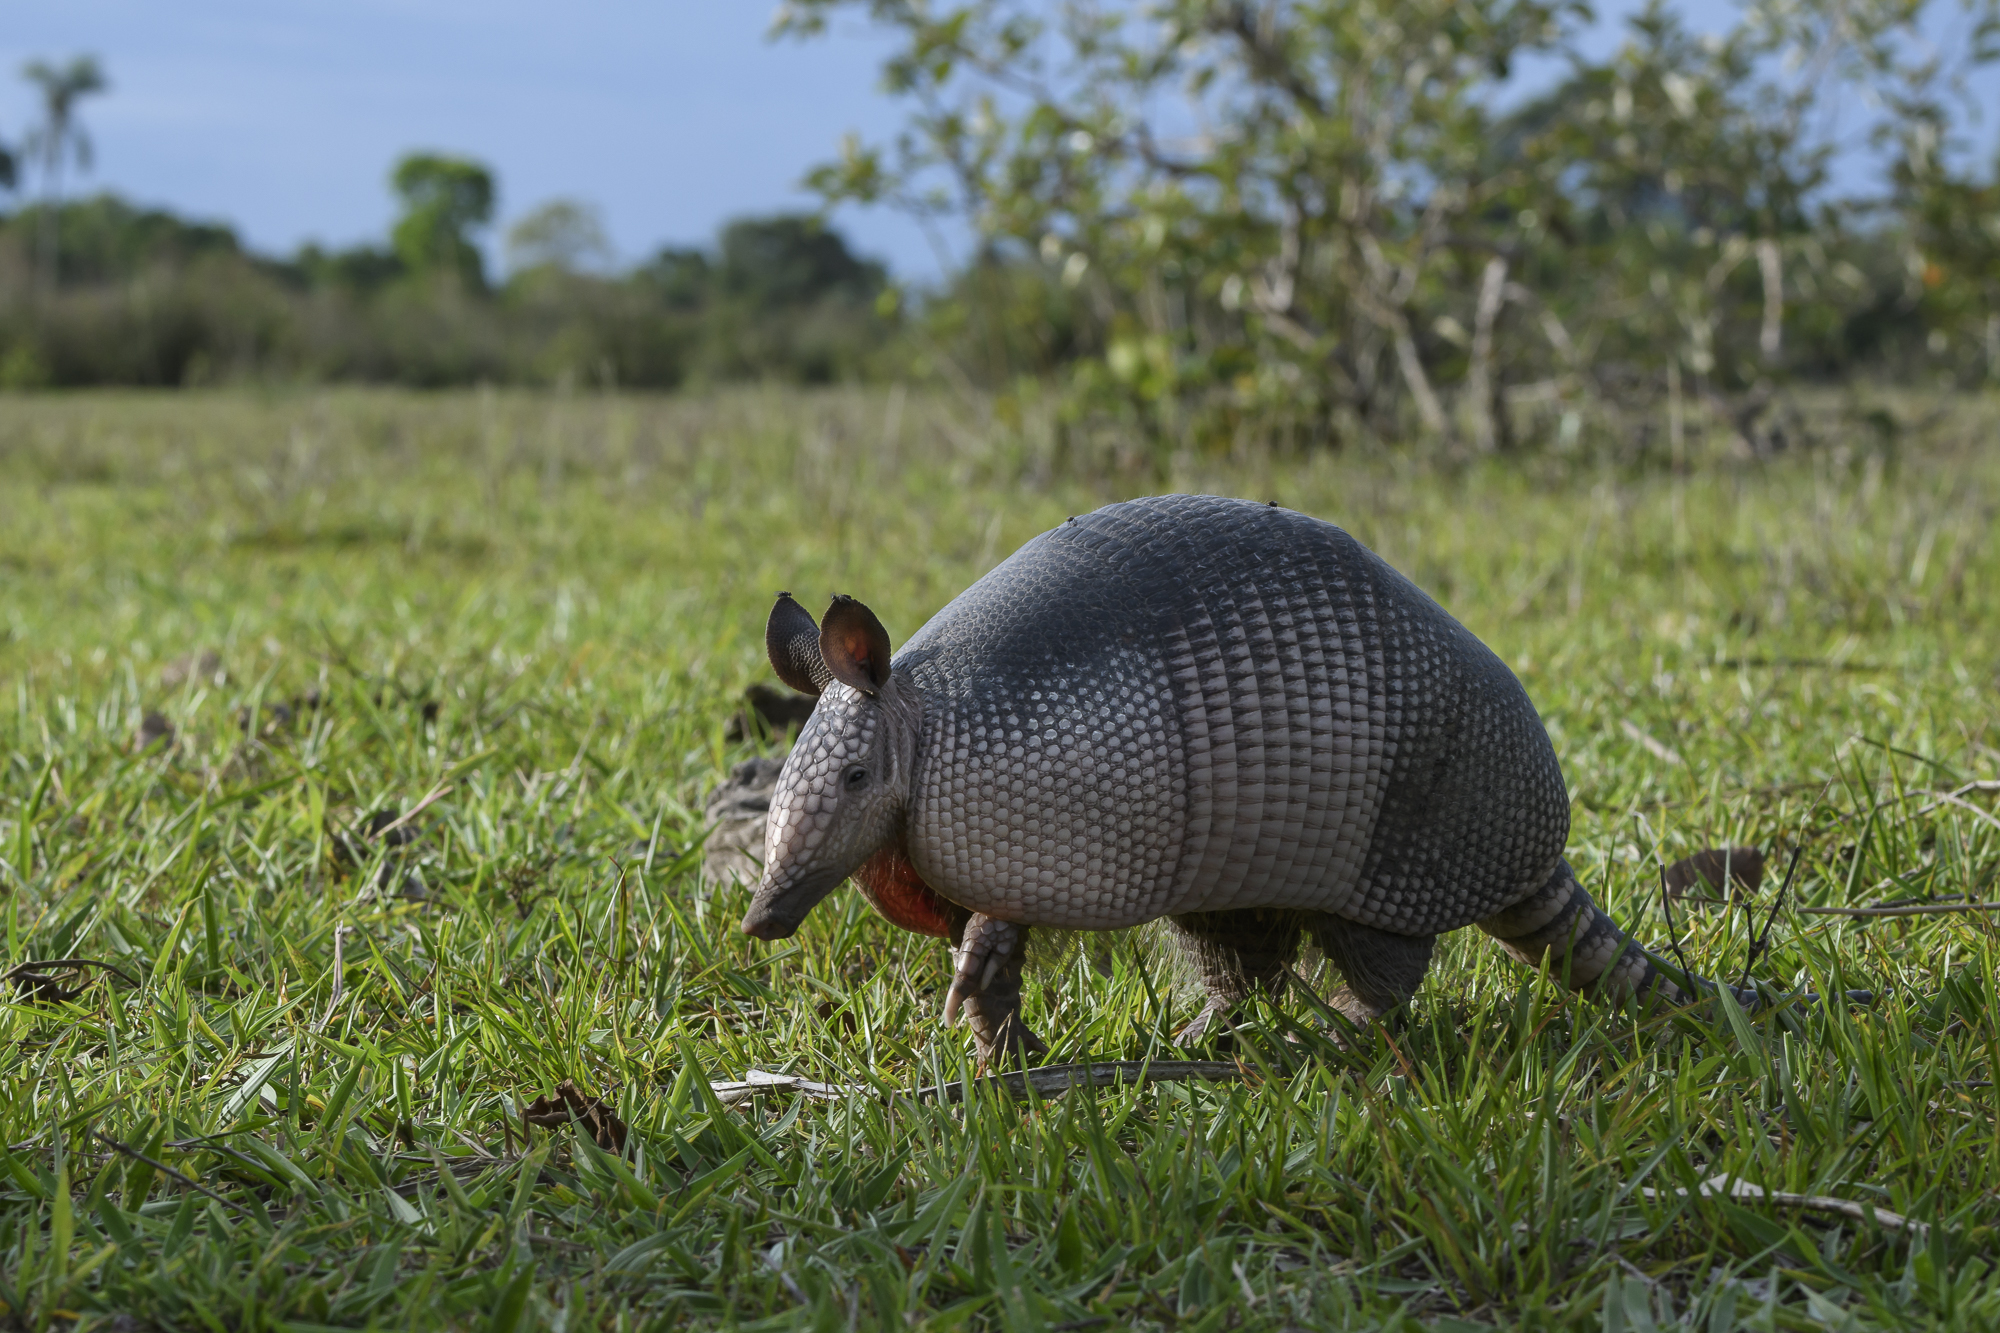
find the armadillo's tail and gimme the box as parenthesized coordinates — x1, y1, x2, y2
(1479, 858, 1704, 1006)
(1480, 859, 1876, 1012)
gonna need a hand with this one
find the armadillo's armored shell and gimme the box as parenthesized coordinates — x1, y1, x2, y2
(895, 495, 1568, 935)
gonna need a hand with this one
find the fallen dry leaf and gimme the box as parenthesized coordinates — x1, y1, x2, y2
(135, 711, 175, 752)
(815, 999, 859, 1034)
(521, 1080, 627, 1152)
(361, 806, 423, 849)
(10, 972, 84, 1004)
(5, 958, 138, 1006)
(1663, 846, 1765, 900)
(160, 649, 224, 690)
(724, 681, 817, 742)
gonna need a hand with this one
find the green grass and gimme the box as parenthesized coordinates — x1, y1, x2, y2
(1, 386, 1998, 1331)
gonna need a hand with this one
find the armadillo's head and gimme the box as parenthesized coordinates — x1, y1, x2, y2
(740, 593, 919, 940)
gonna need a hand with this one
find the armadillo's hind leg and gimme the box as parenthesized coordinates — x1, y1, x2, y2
(1479, 859, 1684, 1003)
(944, 913, 1049, 1068)
(1167, 908, 1302, 1044)
(1309, 917, 1438, 1028)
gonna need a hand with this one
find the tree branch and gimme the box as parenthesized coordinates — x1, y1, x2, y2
(1358, 233, 1449, 436)
(1467, 255, 1510, 452)
(1211, 3, 1328, 116)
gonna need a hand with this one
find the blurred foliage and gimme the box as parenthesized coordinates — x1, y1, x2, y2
(505, 199, 616, 276)
(6, 1, 2000, 447)
(0, 159, 895, 390)
(389, 153, 495, 290)
(783, 0, 2000, 452)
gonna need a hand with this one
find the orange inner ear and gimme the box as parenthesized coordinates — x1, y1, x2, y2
(831, 623, 878, 678)
(822, 599, 891, 691)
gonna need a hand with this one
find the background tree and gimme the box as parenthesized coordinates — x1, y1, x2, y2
(783, 0, 2000, 453)
(504, 199, 614, 277)
(21, 54, 108, 290)
(636, 247, 713, 310)
(389, 153, 496, 289)
(716, 214, 884, 308)
(1872, 0, 2000, 387)
(701, 214, 893, 382)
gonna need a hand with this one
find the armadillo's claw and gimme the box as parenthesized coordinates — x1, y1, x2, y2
(943, 914, 1025, 1025)
(1174, 1000, 1236, 1047)
(942, 963, 974, 1025)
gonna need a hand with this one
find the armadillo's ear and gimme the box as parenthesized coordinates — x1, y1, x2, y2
(766, 592, 830, 697)
(820, 595, 892, 696)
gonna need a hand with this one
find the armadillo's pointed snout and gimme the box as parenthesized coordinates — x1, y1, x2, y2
(739, 869, 842, 941)
(739, 899, 800, 940)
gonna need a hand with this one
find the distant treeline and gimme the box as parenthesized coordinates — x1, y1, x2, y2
(6, 0, 2000, 468)
(0, 176, 897, 389)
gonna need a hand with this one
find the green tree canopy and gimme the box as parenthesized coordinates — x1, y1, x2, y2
(716, 215, 885, 309)
(390, 153, 496, 288)
(504, 198, 613, 276)
(21, 55, 106, 188)
(637, 247, 712, 310)
(3, 194, 239, 284)
(783, 0, 2000, 449)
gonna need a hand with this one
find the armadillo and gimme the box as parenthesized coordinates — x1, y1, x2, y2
(741, 494, 1689, 1062)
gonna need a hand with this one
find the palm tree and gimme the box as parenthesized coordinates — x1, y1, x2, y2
(21, 55, 108, 290)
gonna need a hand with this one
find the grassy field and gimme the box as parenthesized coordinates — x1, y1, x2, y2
(1, 386, 1997, 1331)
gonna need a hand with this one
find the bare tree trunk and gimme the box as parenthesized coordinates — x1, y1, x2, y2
(1386, 311, 1447, 438)
(1356, 234, 1447, 439)
(1466, 256, 1509, 452)
(1503, 282, 1580, 373)
(1667, 357, 1685, 471)
(36, 154, 62, 295)
(1243, 214, 1367, 410)
(1668, 357, 1687, 549)
(1756, 239, 1783, 363)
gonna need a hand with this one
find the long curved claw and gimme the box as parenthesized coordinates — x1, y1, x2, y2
(1174, 1001, 1234, 1047)
(939, 913, 1046, 1067)
(943, 914, 1025, 1025)
(941, 953, 978, 1025)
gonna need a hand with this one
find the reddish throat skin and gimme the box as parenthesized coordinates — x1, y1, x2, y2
(853, 844, 956, 937)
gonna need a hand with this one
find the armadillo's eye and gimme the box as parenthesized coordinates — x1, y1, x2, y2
(843, 764, 870, 791)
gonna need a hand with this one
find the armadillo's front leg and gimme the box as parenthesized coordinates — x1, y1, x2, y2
(943, 913, 1048, 1068)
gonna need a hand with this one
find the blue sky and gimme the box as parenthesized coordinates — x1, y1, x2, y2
(4, 1, 1991, 283)
(2, 1, 942, 276)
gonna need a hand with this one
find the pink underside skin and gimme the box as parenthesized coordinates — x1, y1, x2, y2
(854, 844, 957, 938)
